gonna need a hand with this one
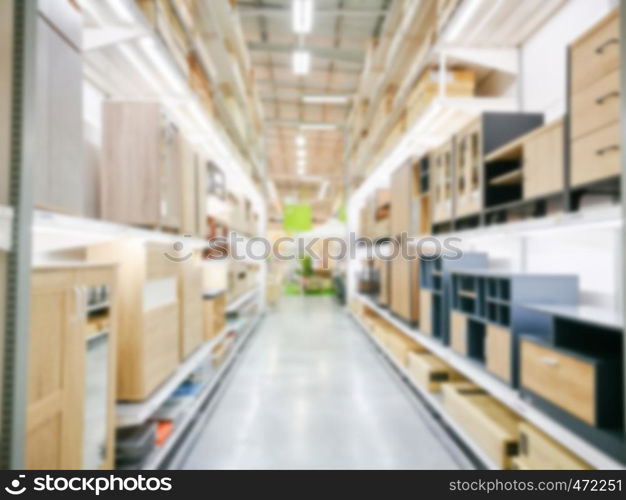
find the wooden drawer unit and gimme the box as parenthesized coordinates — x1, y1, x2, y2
(87, 240, 180, 401)
(450, 310, 468, 355)
(485, 325, 512, 384)
(387, 330, 426, 367)
(518, 422, 591, 470)
(571, 70, 619, 141)
(442, 382, 520, 469)
(569, 9, 621, 189)
(27, 264, 117, 470)
(571, 122, 620, 187)
(408, 352, 462, 393)
(571, 10, 620, 95)
(521, 338, 611, 427)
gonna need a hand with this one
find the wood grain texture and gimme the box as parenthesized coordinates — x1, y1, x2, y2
(34, 15, 85, 215)
(518, 422, 591, 470)
(450, 311, 468, 356)
(521, 339, 596, 426)
(571, 121, 620, 187)
(524, 119, 564, 199)
(443, 382, 520, 469)
(101, 102, 161, 226)
(27, 265, 117, 470)
(178, 253, 205, 360)
(485, 324, 512, 383)
(420, 290, 432, 336)
(87, 240, 180, 401)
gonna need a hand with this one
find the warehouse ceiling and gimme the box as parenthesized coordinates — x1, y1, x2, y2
(236, 0, 390, 224)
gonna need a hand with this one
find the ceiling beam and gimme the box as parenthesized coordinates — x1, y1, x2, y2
(248, 41, 364, 64)
(255, 79, 357, 92)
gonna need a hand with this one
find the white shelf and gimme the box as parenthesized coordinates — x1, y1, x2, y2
(356, 295, 626, 470)
(350, 312, 498, 470)
(226, 287, 260, 314)
(116, 327, 230, 428)
(141, 313, 263, 470)
(0, 205, 13, 252)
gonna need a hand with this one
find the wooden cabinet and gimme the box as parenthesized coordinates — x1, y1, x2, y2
(570, 10, 621, 188)
(102, 102, 205, 233)
(408, 352, 462, 393)
(454, 120, 482, 218)
(420, 290, 432, 336)
(87, 240, 180, 401)
(27, 264, 117, 470)
(518, 422, 591, 470)
(450, 311, 468, 355)
(431, 141, 454, 224)
(390, 257, 420, 324)
(178, 252, 204, 360)
(374, 258, 391, 307)
(204, 293, 226, 340)
(34, 4, 85, 215)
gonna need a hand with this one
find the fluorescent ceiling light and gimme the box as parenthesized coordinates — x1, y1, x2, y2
(300, 123, 339, 131)
(318, 181, 330, 201)
(303, 95, 350, 104)
(109, 0, 135, 23)
(292, 0, 314, 34)
(140, 38, 186, 94)
(292, 50, 311, 75)
(296, 135, 306, 147)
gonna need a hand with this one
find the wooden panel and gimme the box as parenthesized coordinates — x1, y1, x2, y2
(145, 242, 179, 281)
(408, 352, 462, 393)
(431, 141, 454, 224)
(390, 164, 412, 236)
(524, 119, 564, 199)
(571, 10, 619, 94)
(455, 120, 482, 218)
(387, 330, 427, 367)
(420, 290, 432, 336)
(571, 122, 620, 187)
(179, 137, 199, 236)
(34, 16, 84, 215)
(159, 123, 182, 231)
(443, 382, 520, 469)
(0, 0, 12, 206)
(102, 102, 161, 226)
(179, 254, 204, 360)
(450, 311, 467, 356)
(521, 340, 596, 426)
(143, 303, 180, 399)
(519, 422, 591, 470)
(571, 70, 619, 141)
(485, 324, 512, 383)
(27, 272, 80, 469)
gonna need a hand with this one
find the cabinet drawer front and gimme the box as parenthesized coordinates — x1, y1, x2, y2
(521, 340, 596, 426)
(450, 311, 467, 356)
(524, 120, 564, 199)
(571, 12, 620, 94)
(571, 70, 619, 141)
(143, 303, 180, 398)
(571, 123, 620, 187)
(486, 325, 512, 383)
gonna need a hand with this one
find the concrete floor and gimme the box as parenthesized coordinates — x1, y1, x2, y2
(180, 296, 471, 470)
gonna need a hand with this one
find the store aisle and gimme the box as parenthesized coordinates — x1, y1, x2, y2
(180, 297, 471, 470)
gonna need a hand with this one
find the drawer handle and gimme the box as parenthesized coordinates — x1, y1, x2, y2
(596, 91, 620, 105)
(596, 38, 619, 54)
(596, 145, 620, 156)
(540, 357, 559, 367)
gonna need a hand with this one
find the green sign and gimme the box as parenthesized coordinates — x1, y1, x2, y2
(283, 204, 312, 232)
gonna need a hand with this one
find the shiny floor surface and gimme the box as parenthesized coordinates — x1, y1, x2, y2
(180, 296, 471, 470)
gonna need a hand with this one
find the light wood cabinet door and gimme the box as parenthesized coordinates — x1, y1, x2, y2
(390, 164, 412, 237)
(524, 120, 564, 199)
(34, 16, 84, 215)
(27, 273, 83, 469)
